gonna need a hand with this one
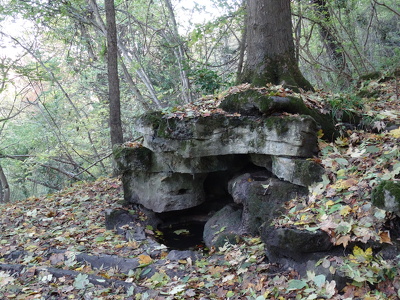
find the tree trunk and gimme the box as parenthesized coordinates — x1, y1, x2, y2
(0, 164, 10, 203)
(239, 0, 313, 91)
(164, 0, 192, 104)
(105, 0, 124, 146)
(311, 0, 349, 74)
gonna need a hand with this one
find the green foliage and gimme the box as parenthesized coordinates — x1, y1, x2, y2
(189, 67, 222, 94)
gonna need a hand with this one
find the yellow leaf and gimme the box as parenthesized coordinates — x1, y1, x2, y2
(332, 178, 357, 191)
(352, 245, 363, 257)
(340, 205, 352, 216)
(337, 169, 346, 177)
(389, 128, 400, 138)
(178, 260, 187, 264)
(325, 200, 335, 207)
(138, 254, 152, 265)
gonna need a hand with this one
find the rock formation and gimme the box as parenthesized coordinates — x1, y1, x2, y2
(114, 88, 337, 278)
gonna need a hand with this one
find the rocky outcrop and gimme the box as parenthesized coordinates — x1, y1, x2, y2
(114, 89, 336, 281)
(137, 112, 319, 158)
(116, 112, 320, 213)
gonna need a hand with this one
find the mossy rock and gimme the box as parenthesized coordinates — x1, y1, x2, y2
(221, 90, 339, 141)
(271, 157, 325, 187)
(203, 204, 243, 248)
(371, 180, 400, 214)
(113, 144, 152, 172)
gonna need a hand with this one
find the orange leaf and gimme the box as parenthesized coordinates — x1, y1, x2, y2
(138, 254, 152, 265)
(335, 235, 351, 248)
(379, 231, 392, 244)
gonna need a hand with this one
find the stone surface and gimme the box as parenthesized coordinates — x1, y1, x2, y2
(249, 154, 272, 171)
(166, 250, 202, 261)
(136, 113, 318, 158)
(261, 226, 333, 260)
(114, 145, 245, 174)
(105, 209, 135, 233)
(260, 224, 349, 290)
(203, 204, 243, 248)
(123, 171, 207, 212)
(228, 171, 308, 235)
(371, 180, 400, 215)
(271, 156, 325, 187)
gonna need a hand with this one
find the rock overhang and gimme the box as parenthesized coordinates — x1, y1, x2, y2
(136, 112, 319, 158)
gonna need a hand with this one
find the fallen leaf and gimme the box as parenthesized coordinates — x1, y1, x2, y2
(335, 235, 351, 247)
(379, 231, 392, 244)
(138, 254, 152, 265)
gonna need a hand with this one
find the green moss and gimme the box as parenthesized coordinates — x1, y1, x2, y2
(292, 160, 324, 186)
(220, 89, 263, 114)
(140, 111, 175, 139)
(112, 144, 126, 160)
(113, 145, 152, 172)
(372, 181, 400, 211)
(263, 116, 300, 136)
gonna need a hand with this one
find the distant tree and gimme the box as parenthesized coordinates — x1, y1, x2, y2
(239, 0, 313, 91)
(105, 0, 123, 146)
(0, 164, 10, 203)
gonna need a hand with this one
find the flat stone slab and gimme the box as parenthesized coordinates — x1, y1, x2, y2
(136, 113, 318, 158)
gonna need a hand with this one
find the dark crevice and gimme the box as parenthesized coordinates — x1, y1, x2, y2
(153, 155, 272, 250)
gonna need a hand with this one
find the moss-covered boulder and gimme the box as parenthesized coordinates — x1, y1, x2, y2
(228, 171, 308, 235)
(372, 180, 400, 215)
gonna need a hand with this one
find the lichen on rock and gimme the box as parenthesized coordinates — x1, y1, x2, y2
(372, 180, 400, 215)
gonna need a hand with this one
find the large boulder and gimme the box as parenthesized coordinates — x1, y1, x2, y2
(260, 225, 348, 289)
(203, 204, 243, 248)
(122, 171, 207, 213)
(136, 112, 319, 158)
(228, 171, 308, 235)
(114, 144, 250, 212)
(261, 226, 333, 262)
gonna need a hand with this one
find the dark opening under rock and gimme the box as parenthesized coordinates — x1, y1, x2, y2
(157, 221, 206, 250)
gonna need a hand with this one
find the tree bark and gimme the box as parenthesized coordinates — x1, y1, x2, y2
(88, 0, 163, 109)
(105, 0, 124, 146)
(239, 0, 313, 91)
(0, 164, 10, 203)
(164, 0, 192, 104)
(311, 0, 348, 74)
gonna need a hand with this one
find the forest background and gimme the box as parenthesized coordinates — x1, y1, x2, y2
(0, 0, 399, 202)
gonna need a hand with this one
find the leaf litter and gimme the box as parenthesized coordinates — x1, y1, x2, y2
(1, 76, 400, 299)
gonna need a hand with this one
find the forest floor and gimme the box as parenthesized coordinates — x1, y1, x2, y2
(0, 74, 400, 299)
